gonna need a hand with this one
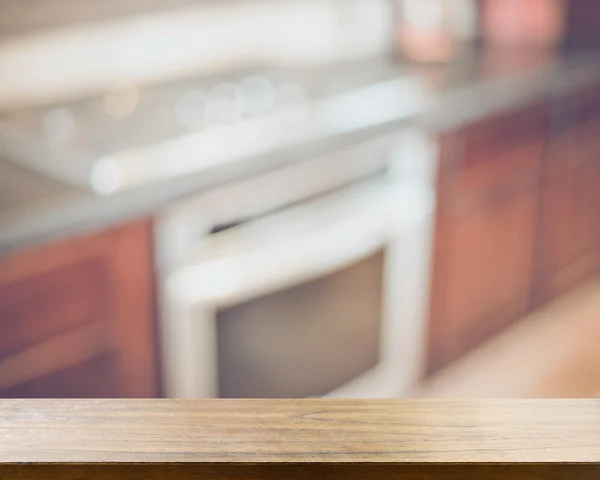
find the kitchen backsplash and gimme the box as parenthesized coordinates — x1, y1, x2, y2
(0, 0, 200, 38)
(0, 0, 393, 109)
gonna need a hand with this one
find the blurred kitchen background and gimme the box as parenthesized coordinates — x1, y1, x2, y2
(1, 0, 600, 399)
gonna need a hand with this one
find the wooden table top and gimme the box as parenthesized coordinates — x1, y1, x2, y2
(1, 398, 600, 464)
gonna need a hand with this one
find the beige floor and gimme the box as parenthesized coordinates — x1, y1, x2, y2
(412, 277, 600, 398)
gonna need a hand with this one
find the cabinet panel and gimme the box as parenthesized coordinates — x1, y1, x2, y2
(0, 258, 108, 356)
(428, 107, 546, 374)
(0, 352, 120, 398)
(430, 178, 539, 372)
(0, 321, 112, 392)
(462, 105, 548, 168)
(442, 186, 538, 359)
(538, 120, 600, 300)
(0, 220, 157, 398)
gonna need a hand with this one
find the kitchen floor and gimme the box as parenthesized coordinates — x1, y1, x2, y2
(413, 276, 600, 398)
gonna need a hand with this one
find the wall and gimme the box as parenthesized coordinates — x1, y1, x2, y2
(0, 0, 393, 109)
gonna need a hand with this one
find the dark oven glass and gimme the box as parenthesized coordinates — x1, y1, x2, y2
(216, 250, 384, 398)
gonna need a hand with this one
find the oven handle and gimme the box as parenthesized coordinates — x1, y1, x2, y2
(166, 177, 434, 309)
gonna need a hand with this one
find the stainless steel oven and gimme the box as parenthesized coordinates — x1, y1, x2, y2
(156, 128, 436, 398)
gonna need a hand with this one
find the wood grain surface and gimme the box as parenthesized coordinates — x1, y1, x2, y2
(2, 399, 600, 479)
(1, 399, 600, 464)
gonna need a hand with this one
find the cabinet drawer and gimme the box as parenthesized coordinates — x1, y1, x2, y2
(429, 186, 538, 373)
(461, 104, 548, 170)
(0, 219, 157, 398)
(0, 258, 109, 356)
(0, 350, 119, 398)
(0, 320, 113, 392)
(444, 141, 542, 216)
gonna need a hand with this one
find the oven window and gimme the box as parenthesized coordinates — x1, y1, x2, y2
(216, 251, 384, 398)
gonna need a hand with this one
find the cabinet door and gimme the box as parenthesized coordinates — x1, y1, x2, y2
(0, 220, 157, 398)
(0, 352, 122, 398)
(539, 120, 600, 299)
(428, 106, 546, 374)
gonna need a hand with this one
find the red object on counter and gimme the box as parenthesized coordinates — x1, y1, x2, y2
(481, 0, 565, 47)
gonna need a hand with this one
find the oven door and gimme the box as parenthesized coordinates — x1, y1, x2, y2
(160, 174, 434, 398)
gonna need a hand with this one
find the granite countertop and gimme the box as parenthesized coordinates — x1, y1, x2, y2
(2, 48, 600, 253)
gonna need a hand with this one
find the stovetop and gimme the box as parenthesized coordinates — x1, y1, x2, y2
(1, 68, 308, 155)
(0, 59, 426, 194)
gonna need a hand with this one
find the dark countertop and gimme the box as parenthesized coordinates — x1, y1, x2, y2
(2, 48, 600, 253)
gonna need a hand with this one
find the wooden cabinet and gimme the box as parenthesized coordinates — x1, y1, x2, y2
(537, 85, 600, 301)
(427, 84, 600, 375)
(427, 104, 548, 373)
(0, 220, 157, 398)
